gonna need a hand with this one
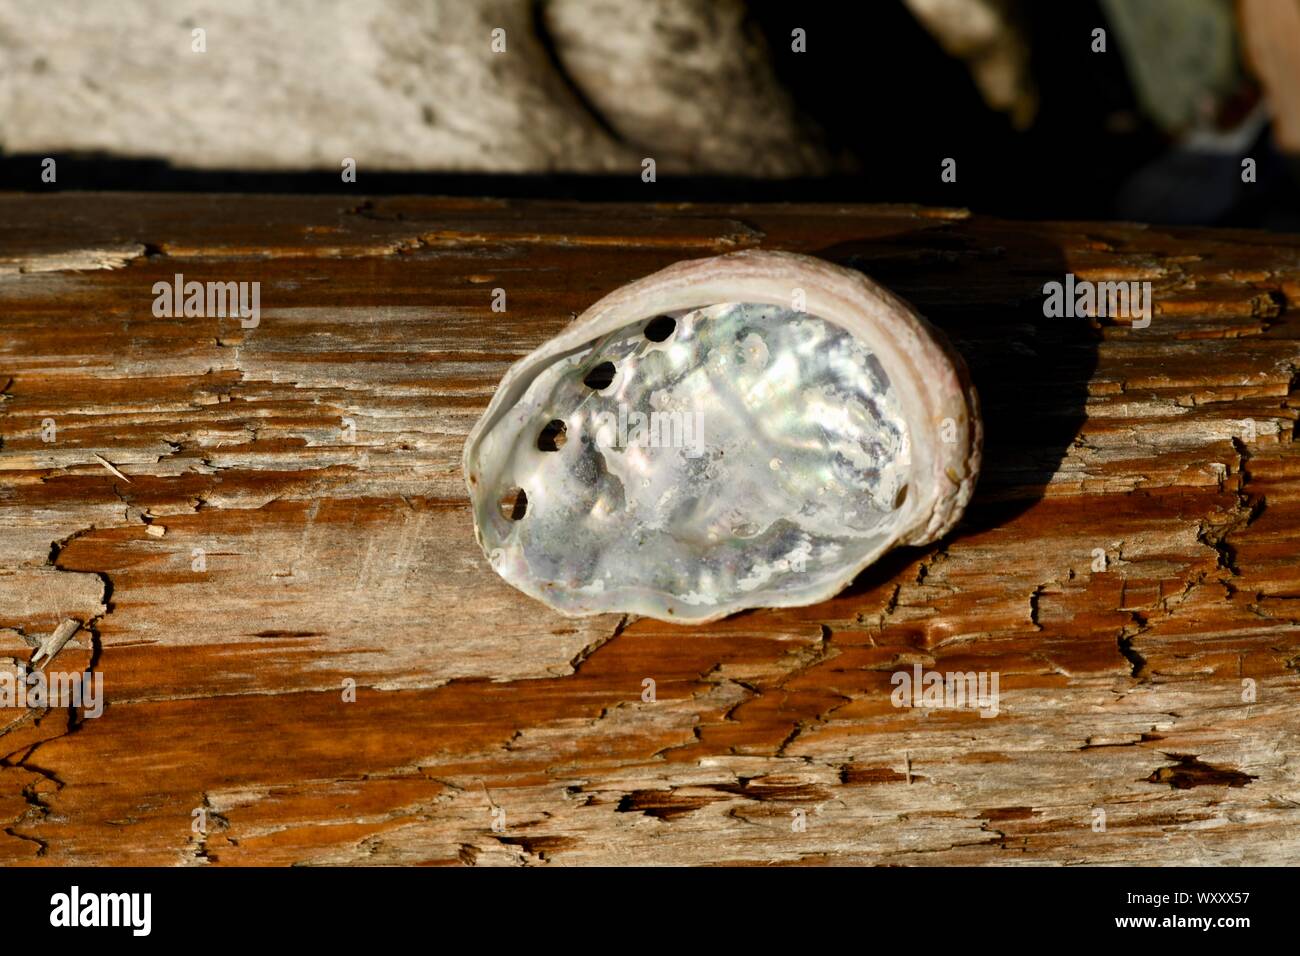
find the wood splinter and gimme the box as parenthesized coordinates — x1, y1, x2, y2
(92, 453, 131, 483)
(31, 618, 81, 667)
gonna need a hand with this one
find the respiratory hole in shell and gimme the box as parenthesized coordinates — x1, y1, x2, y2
(644, 315, 676, 342)
(499, 487, 528, 521)
(583, 361, 616, 390)
(537, 419, 567, 452)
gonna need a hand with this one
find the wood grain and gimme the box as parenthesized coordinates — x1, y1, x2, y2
(1, 193, 1298, 865)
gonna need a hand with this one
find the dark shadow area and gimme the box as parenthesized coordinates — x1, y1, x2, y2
(820, 224, 1090, 601)
(0, 156, 1057, 204)
(757, 0, 1300, 230)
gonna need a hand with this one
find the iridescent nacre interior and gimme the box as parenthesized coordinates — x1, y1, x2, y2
(481, 302, 911, 615)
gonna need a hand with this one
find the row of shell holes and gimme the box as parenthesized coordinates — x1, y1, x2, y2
(498, 315, 678, 521)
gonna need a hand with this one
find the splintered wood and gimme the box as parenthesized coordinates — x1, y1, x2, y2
(1, 193, 1299, 865)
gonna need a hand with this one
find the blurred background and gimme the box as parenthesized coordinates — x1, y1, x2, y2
(2, 0, 1299, 229)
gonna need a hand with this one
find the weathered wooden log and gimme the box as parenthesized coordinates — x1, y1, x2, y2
(1, 193, 1298, 864)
